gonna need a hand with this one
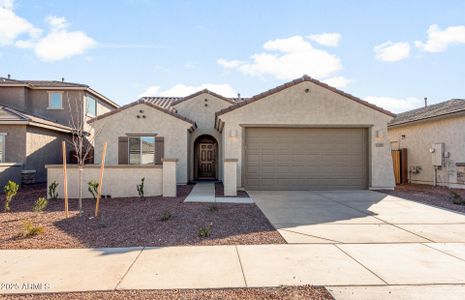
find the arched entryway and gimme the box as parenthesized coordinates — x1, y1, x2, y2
(194, 134, 218, 180)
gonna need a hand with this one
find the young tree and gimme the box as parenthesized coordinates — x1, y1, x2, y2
(66, 94, 103, 217)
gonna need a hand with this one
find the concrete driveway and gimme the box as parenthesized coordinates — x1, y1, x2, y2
(250, 190, 465, 244)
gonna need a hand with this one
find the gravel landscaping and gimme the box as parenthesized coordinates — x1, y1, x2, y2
(215, 182, 250, 198)
(0, 184, 284, 249)
(0, 286, 333, 300)
(382, 184, 465, 213)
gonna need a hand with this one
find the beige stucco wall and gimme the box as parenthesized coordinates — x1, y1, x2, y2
(173, 93, 232, 181)
(0, 87, 28, 110)
(26, 89, 86, 127)
(46, 165, 163, 198)
(388, 115, 465, 188)
(0, 125, 27, 163)
(219, 81, 395, 189)
(26, 126, 70, 182)
(91, 103, 192, 183)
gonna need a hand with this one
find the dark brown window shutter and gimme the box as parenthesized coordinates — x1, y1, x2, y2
(155, 137, 164, 165)
(118, 136, 128, 164)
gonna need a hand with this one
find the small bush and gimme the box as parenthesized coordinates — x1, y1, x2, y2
(23, 221, 45, 237)
(33, 197, 48, 213)
(137, 177, 145, 198)
(3, 180, 19, 212)
(48, 181, 59, 199)
(451, 191, 465, 205)
(198, 223, 212, 238)
(160, 211, 171, 221)
(88, 180, 99, 200)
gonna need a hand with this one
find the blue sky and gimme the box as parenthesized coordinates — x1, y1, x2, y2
(1, 0, 464, 112)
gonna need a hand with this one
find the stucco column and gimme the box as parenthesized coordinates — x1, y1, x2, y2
(224, 158, 238, 196)
(162, 159, 177, 197)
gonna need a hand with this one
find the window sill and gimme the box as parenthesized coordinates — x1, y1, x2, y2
(47, 107, 64, 110)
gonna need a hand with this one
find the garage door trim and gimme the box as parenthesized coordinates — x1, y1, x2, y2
(243, 126, 370, 190)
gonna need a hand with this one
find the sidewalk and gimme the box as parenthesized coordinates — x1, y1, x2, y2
(2, 243, 465, 295)
(184, 182, 253, 203)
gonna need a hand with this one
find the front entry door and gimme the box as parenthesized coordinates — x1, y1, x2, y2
(198, 143, 216, 179)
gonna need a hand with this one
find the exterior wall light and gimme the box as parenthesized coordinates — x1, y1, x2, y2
(229, 129, 237, 138)
(375, 129, 384, 139)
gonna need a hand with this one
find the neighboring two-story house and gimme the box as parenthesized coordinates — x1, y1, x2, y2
(0, 76, 118, 185)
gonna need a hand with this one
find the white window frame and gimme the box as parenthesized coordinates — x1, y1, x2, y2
(0, 133, 6, 163)
(128, 136, 155, 165)
(86, 96, 97, 117)
(47, 91, 64, 110)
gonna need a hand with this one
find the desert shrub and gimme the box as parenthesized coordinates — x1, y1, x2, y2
(451, 191, 465, 205)
(3, 180, 19, 212)
(23, 221, 45, 237)
(33, 197, 48, 213)
(160, 211, 171, 221)
(198, 223, 212, 238)
(137, 177, 145, 198)
(209, 204, 218, 212)
(88, 180, 99, 200)
(48, 181, 59, 200)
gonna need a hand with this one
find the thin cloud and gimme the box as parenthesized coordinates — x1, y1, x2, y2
(415, 24, 465, 53)
(364, 96, 422, 113)
(308, 32, 342, 47)
(139, 83, 237, 98)
(374, 41, 410, 62)
(218, 35, 345, 81)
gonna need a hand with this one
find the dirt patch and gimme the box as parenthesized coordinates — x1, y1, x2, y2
(0, 286, 333, 300)
(0, 184, 284, 249)
(382, 184, 465, 214)
(215, 182, 250, 198)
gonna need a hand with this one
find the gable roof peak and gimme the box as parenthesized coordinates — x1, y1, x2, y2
(216, 75, 395, 117)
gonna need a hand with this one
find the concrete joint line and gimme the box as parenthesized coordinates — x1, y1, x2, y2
(334, 244, 388, 285)
(235, 246, 248, 287)
(280, 228, 342, 243)
(421, 243, 465, 263)
(114, 247, 145, 290)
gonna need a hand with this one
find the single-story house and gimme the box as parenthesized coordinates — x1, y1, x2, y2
(388, 99, 465, 189)
(89, 75, 395, 193)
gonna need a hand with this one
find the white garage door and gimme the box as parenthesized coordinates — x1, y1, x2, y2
(245, 127, 368, 190)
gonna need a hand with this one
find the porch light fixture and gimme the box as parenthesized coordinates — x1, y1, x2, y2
(229, 129, 237, 138)
(375, 129, 384, 139)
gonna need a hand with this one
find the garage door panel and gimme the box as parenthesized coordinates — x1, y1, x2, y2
(245, 128, 368, 190)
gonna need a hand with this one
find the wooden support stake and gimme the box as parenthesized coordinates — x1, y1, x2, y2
(95, 142, 107, 217)
(62, 141, 69, 218)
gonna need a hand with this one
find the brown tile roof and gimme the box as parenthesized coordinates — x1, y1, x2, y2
(0, 105, 73, 132)
(0, 77, 88, 88)
(140, 97, 180, 111)
(215, 75, 395, 118)
(88, 98, 197, 129)
(172, 89, 236, 106)
(388, 99, 465, 127)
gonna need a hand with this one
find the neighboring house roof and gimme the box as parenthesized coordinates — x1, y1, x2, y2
(88, 98, 197, 130)
(140, 97, 180, 112)
(388, 99, 465, 127)
(215, 75, 395, 117)
(0, 77, 119, 108)
(0, 105, 73, 133)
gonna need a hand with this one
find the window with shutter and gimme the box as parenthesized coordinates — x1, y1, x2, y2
(118, 136, 128, 164)
(155, 137, 164, 165)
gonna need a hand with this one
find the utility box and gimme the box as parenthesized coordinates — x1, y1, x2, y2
(431, 143, 444, 166)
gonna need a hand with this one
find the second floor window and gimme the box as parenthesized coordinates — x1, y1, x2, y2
(129, 136, 155, 165)
(48, 92, 63, 109)
(86, 96, 97, 116)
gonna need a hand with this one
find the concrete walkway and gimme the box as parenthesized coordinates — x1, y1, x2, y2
(184, 182, 253, 203)
(2, 243, 465, 295)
